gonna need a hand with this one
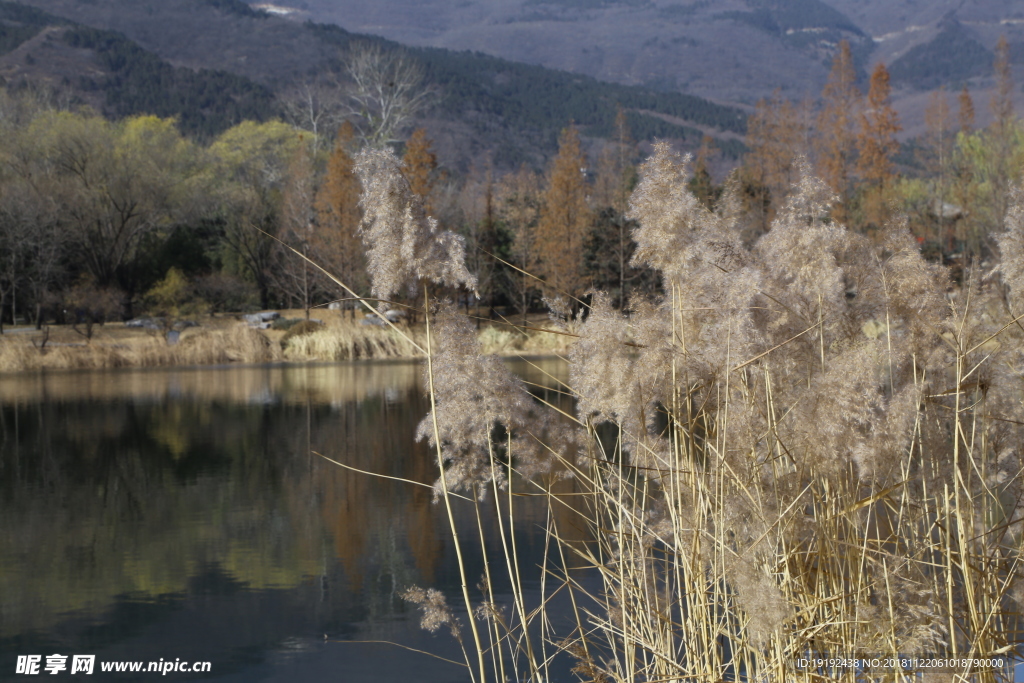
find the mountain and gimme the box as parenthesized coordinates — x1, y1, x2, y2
(0, 2, 277, 137)
(0, 0, 749, 171)
(280, 0, 1024, 132)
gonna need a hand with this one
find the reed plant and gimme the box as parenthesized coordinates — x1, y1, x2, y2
(282, 319, 426, 360)
(0, 324, 279, 371)
(338, 145, 1024, 682)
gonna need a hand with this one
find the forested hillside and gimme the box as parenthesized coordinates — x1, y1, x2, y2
(3, 0, 748, 168)
(0, 2, 277, 137)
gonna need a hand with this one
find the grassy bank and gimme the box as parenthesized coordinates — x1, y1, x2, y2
(0, 310, 575, 373)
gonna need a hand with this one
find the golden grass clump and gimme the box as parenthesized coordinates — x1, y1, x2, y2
(282, 320, 425, 361)
(278, 319, 325, 349)
(0, 323, 279, 372)
(374, 144, 1024, 682)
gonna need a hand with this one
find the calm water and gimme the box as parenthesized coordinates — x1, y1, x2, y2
(0, 360, 586, 682)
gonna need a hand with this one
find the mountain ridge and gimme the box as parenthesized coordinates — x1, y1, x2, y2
(1, 0, 750, 170)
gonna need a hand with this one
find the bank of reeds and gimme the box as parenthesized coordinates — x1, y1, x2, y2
(344, 145, 1024, 682)
(282, 320, 426, 360)
(0, 324, 280, 372)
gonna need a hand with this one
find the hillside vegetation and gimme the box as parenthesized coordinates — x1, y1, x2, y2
(1, 0, 748, 167)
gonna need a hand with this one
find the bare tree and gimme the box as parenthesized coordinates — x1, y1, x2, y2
(342, 43, 436, 148)
(278, 79, 346, 153)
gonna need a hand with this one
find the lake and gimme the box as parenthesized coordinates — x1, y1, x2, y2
(0, 360, 588, 682)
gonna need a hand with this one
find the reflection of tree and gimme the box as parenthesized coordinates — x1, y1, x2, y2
(0, 362, 586, 660)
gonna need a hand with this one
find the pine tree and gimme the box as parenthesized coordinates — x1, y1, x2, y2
(534, 125, 592, 302)
(312, 122, 364, 317)
(816, 40, 860, 224)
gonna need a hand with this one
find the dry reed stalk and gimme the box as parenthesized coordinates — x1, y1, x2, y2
(0, 324, 280, 372)
(282, 321, 425, 361)
(338, 145, 1024, 683)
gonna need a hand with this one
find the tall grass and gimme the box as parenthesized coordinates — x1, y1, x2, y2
(344, 146, 1024, 682)
(282, 319, 426, 360)
(0, 324, 279, 372)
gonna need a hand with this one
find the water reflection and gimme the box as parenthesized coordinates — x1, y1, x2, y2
(0, 359, 584, 682)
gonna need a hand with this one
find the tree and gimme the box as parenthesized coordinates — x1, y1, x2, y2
(534, 125, 592, 302)
(342, 43, 436, 149)
(922, 87, 953, 247)
(815, 40, 860, 224)
(592, 106, 638, 307)
(990, 35, 1016, 231)
(856, 63, 901, 228)
(592, 106, 635, 214)
(24, 112, 198, 313)
(498, 165, 543, 324)
(958, 85, 975, 134)
(402, 128, 438, 214)
(209, 119, 304, 309)
(278, 138, 318, 318)
(688, 135, 719, 210)
(459, 158, 503, 321)
(952, 85, 978, 254)
(744, 91, 809, 233)
(857, 63, 900, 186)
(278, 78, 346, 153)
(312, 122, 365, 316)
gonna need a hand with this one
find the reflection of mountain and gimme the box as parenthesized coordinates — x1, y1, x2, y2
(0, 361, 584, 680)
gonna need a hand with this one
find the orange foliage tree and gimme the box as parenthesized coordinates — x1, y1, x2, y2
(744, 91, 808, 231)
(856, 62, 901, 228)
(312, 122, 365, 316)
(534, 125, 592, 303)
(401, 127, 438, 215)
(815, 40, 860, 224)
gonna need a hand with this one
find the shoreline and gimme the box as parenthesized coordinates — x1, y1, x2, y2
(0, 311, 573, 376)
